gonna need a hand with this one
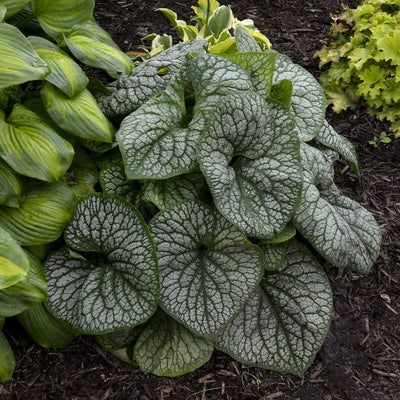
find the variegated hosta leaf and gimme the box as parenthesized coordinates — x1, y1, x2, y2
(150, 200, 264, 339)
(134, 309, 214, 377)
(44, 195, 159, 334)
(271, 52, 326, 142)
(28, 36, 88, 98)
(98, 40, 207, 118)
(197, 91, 302, 239)
(0, 180, 76, 246)
(0, 4, 6, 22)
(64, 21, 133, 76)
(0, 104, 74, 182)
(293, 144, 382, 273)
(216, 240, 333, 376)
(315, 120, 360, 180)
(2, 0, 31, 18)
(222, 52, 277, 99)
(0, 250, 47, 317)
(0, 23, 48, 89)
(0, 320, 14, 383)
(143, 172, 206, 211)
(30, 0, 94, 39)
(0, 227, 29, 290)
(0, 159, 23, 208)
(234, 26, 261, 53)
(41, 82, 114, 143)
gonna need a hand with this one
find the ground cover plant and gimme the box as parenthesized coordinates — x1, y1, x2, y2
(2, 1, 399, 399)
(315, 0, 400, 137)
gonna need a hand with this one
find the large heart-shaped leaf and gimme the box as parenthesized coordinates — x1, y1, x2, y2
(41, 82, 114, 143)
(0, 159, 23, 208)
(30, 0, 94, 39)
(28, 36, 88, 98)
(197, 91, 302, 238)
(0, 23, 48, 89)
(44, 194, 159, 334)
(0, 319, 14, 383)
(216, 240, 333, 376)
(271, 52, 326, 142)
(150, 200, 263, 339)
(0, 250, 47, 317)
(134, 309, 214, 377)
(293, 144, 381, 273)
(0, 104, 74, 182)
(64, 21, 133, 76)
(0, 180, 76, 246)
(98, 40, 207, 118)
(0, 227, 29, 290)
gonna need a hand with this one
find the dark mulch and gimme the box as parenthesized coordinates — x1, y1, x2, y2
(2, 1, 400, 399)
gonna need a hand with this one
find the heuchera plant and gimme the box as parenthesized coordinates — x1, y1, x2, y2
(314, 0, 400, 137)
(41, 28, 382, 377)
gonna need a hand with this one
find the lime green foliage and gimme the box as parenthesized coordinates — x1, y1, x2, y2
(145, 0, 271, 56)
(315, 0, 400, 137)
(369, 131, 392, 147)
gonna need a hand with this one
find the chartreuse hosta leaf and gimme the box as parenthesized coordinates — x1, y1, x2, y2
(315, 120, 360, 180)
(271, 52, 326, 142)
(2, 0, 31, 18)
(150, 200, 263, 339)
(0, 180, 76, 246)
(0, 227, 29, 290)
(64, 21, 133, 76)
(30, 0, 94, 39)
(143, 173, 206, 211)
(0, 23, 48, 89)
(0, 250, 47, 317)
(28, 36, 88, 98)
(134, 309, 214, 376)
(0, 104, 74, 182)
(198, 91, 302, 239)
(0, 159, 23, 208)
(0, 318, 14, 383)
(41, 81, 114, 143)
(98, 40, 208, 118)
(216, 239, 333, 376)
(0, 4, 6, 22)
(293, 144, 381, 273)
(44, 194, 159, 334)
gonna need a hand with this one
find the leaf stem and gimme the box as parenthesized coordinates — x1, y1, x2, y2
(204, 0, 211, 36)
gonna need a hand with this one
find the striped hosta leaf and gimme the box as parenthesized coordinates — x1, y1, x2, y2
(0, 4, 6, 22)
(293, 144, 381, 273)
(2, 0, 31, 18)
(44, 194, 159, 334)
(0, 250, 47, 317)
(0, 319, 14, 383)
(41, 82, 114, 143)
(0, 159, 23, 208)
(271, 52, 326, 142)
(0, 227, 29, 290)
(197, 91, 302, 239)
(30, 0, 94, 39)
(150, 200, 263, 339)
(0, 104, 74, 182)
(98, 40, 207, 118)
(143, 173, 206, 211)
(134, 309, 214, 377)
(28, 36, 88, 98)
(315, 120, 360, 180)
(0, 23, 48, 89)
(216, 240, 333, 376)
(0, 180, 76, 246)
(64, 21, 133, 76)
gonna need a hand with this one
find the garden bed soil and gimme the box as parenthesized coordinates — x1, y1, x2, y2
(2, 1, 400, 399)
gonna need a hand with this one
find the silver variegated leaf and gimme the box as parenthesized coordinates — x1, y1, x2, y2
(197, 91, 302, 239)
(134, 309, 214, 377)
(293, 144, 381, 273)
(44, 194, 159, 334)
(150, 200, 263, 339)
(234, 26, 261, 53)
(216, 239, 333, 376)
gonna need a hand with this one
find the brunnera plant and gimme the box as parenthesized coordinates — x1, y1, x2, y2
(41, 30, 382, 377)
(314, 0, 400, 138)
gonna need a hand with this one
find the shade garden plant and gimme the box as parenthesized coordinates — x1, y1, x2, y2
(0, 0, 382, 381)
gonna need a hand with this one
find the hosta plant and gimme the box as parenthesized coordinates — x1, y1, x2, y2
(314, 0, 400, 137)
(42, 29, 382, 378)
